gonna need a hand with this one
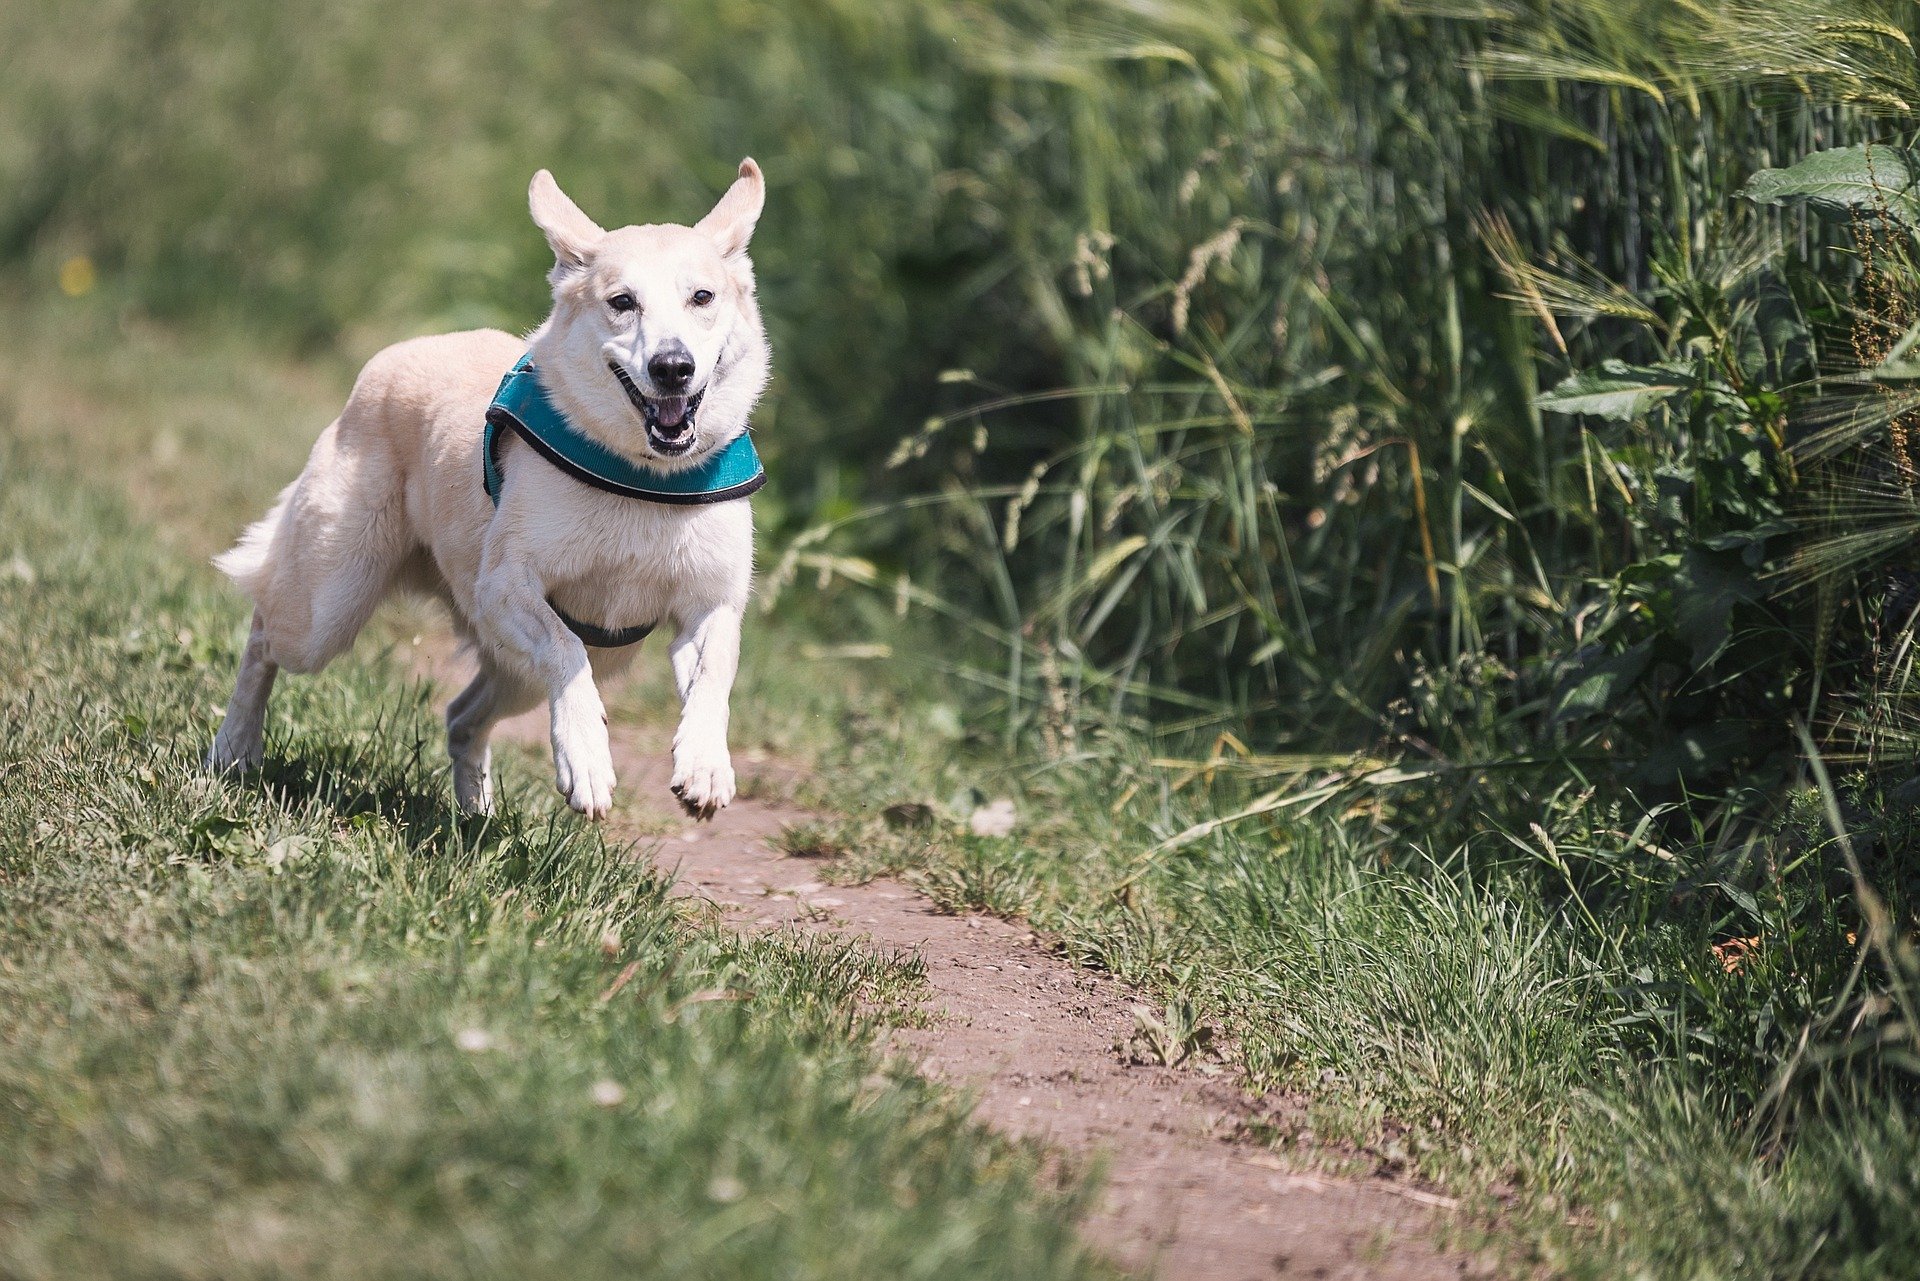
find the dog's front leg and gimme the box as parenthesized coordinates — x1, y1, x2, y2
(474, 560, 616, 819)
(667, 605, 741, 819)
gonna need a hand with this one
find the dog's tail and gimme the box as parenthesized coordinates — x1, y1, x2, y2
(212, 478, 297, 601)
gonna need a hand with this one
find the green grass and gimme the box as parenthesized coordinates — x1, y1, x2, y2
(723, 629, 1920, 1277)
(0, 428, 1109, 1278)
(9, 298, 1916, 1274)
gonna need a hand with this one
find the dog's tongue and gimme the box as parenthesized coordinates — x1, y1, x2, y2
(653, 396, 689, 430)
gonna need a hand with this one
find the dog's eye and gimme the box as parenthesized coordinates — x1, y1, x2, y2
(690, 288, 714, 307)
(607, 293, 636, 313)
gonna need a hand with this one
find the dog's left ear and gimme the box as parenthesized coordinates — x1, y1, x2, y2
(695, 158, 765, 260)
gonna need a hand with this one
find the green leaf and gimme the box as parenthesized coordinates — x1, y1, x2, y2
(1742, 144, 1920, 223)
(1631, 723, 1752, 787)
(1535, 360, 1690, 421)
(1865, 357, 1920, 383)
(1554, 640, 1654, 725)
(1673, 548, 1761, 668)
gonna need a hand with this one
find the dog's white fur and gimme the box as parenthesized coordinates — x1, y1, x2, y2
(206, 161, 770, 821)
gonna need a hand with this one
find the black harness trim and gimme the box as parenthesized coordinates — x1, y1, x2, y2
(547, 599, 655, 649)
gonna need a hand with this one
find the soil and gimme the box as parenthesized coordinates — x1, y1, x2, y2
(446, 663, 1485, 1280)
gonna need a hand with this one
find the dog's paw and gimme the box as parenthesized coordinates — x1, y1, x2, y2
(670, 741, 735, 820)
(204, 725, 263, 775)
(453, 746, 494, 817)
(552, 714, 616, 820)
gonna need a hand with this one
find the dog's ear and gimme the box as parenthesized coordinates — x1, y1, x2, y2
(528, 170, 606, 280)
(695, 158, 765, 260)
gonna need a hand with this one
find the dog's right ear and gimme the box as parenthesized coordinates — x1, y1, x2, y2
(696, 158, 765, 260)
(529, 170, 606, 282)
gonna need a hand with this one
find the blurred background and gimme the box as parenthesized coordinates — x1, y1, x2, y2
(7, 1, 1920, 1267)
(7, 0, 1911, 791)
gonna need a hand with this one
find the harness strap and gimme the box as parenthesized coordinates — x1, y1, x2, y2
(482, 354, 766, 506)
(482, 354, 764, 650)
(548, 600, 655, 650)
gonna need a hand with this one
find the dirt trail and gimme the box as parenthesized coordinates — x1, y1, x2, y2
(463, 683, 1479, 1280)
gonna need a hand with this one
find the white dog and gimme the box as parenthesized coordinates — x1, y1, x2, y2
(206, 161, 771, 821)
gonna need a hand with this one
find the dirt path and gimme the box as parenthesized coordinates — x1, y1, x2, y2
(459, 676, 1479, 1280)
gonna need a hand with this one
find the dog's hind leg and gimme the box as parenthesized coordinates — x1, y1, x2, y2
(206, 611, 279, 773)
(209, 420, 415, 777)
(446, 661, 540, 815)
(222, 415, 418, 678)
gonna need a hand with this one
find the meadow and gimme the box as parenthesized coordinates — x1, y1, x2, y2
(6, 0, 1920, 1274)
(0, 310, 1115, 1280)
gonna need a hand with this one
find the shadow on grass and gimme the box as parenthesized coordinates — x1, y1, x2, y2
(231, 688, 598, 875)
(262, 746, 462, 840)
(254, 733, 638, 902)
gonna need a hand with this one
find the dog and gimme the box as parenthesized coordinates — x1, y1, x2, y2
(205, 160, 770, 821)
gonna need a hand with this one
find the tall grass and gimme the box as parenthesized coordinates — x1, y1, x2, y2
(2, 0, 1893, 761)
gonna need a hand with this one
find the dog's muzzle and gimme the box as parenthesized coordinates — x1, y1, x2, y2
(610, 361, 704, 456)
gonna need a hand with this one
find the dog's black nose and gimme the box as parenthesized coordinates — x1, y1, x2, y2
(648, 343, 695, 392)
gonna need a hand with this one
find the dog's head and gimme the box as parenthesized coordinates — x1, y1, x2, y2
(524, 161, 770, 468)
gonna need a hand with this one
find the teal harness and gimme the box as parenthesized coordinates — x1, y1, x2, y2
(483, 354, 765, 648)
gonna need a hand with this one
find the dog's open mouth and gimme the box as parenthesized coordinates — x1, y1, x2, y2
(610, 361, 703, 456)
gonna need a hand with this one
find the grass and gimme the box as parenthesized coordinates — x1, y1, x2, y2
(721, 624, 1919, 1276)
(722, 657, 1907, 1275)
(0, 318, 1110, 1279)
(9, 294, 1910, 1274)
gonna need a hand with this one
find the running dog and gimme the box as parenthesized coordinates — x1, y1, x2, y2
(206, 161, 771, 821)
